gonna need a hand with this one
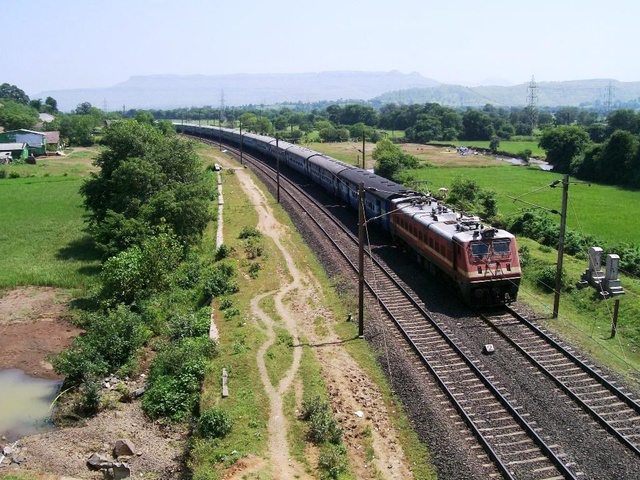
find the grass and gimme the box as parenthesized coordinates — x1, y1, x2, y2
(430, 139, 546, 158)
(517, 237, 640, 388)
(0, 150, 102, 290)
(404, 164, 640, 245)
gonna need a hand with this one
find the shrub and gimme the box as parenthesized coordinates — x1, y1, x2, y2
(0, 169, 6, 179)
(243, 238, 263, 259)
(142, 375, 196, 421)
(169, 308, 211, 340)
(78, 379, 102, 415)
(52, 305, 150, 386)
(239, 226, 261, 239)
(8, 171, 20, 179)
(318, 444, 348, 480)
(203, 262, 239, 298)
(534, 265, 567, 292)
(197, 408, 234, 439)
(215, 243, 233, 261)
(302, 396, 342, 445)
(248, 262, 262, 278)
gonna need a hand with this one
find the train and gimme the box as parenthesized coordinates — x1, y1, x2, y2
(176, 123, 521, 306)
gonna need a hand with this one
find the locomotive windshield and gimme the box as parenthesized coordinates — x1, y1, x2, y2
(470, 240, 511, 258)
(471, 242, 489, 257)
(493, 240, 511, 254)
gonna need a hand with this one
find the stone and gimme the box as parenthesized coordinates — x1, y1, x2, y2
(113, 439, 136, 458)
(87, 453, 114, 471)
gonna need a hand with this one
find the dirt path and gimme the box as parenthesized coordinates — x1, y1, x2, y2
(234, 169, 309, 478)
(227, 164, 413, 479)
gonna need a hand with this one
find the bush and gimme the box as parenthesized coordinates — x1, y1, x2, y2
(318, 444, 348, 480)
(142, 375, 196, 421)
(52, 305, 150, 386)
(169, 308, 211, 340)
(8, 171, 20, 179)
(248, 262, 262, 278)
(534, 265, 568, 292)
(215, 243, 233, 261)
(239, 226, 261, 239)
(0, 169, 6, 179)
(203, 262, 239, 298)
(302, 396, 342, 445)
(197, 408, 234, 439)
(78, 379, 102, 415)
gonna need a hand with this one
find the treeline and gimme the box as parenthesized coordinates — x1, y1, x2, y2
(539, 109, 640, 188)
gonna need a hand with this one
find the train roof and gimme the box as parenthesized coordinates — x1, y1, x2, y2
(393, 197, 515, 242)
(339, 169, 416, 200)
(307, 153, 354, 175)
(285, 144, 326, 160)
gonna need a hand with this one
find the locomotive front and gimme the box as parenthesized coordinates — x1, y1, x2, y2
(456, 225, 521, 305)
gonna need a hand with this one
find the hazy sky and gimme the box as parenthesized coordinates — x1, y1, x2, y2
(7, 0, 639, 96)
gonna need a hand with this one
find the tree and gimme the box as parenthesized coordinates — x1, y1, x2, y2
(461, 110, 495, 141)
(489, 136, 500, 152)
(0, 83, 30, 104)
(45, 96, 58, 113)
(0, 100, 39, 130)
(59, 114, 96, 146)
(134, 110, 155, 125)
(405, 114, 442, 143)
(607, 109, 639, 135)
(538, 125, 590, 172)
(75, 102, 94, 115)
(372, 138, 419, 182)
(80, 120, 212, 257)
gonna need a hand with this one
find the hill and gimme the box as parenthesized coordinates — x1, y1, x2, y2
(36, 71, 440, 112)
(36, 72, 640, 112)
(374, 79, 640, 108)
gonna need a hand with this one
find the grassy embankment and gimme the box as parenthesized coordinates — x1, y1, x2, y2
(189, 143, 436, 479)
(0, 148, 101, 291)
(310, 141, 640, 388)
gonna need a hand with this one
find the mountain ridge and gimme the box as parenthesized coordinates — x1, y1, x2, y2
(35, 71, 640, 112)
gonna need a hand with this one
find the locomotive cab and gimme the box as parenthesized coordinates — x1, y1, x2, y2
(460, 228, 521, 305)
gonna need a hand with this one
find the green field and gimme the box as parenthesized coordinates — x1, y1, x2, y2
(0, 153, 101, 290)
(406, 164, 639, 246)
(430, 139, 546, 158)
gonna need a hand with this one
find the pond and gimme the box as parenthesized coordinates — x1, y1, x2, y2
(0, 369, 62, 441)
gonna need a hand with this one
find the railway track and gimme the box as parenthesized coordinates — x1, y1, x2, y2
(189, 134, 640, 478)
(481, 307, 640, 456)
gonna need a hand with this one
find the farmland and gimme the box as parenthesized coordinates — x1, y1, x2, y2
(0, 149, 101, 289)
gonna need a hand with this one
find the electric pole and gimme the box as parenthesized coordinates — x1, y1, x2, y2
(552, 174, 569, 318)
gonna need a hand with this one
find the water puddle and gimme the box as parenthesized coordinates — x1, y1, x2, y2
(0, 369, 62, 441)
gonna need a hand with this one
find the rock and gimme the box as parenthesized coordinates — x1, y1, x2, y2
(2, 446, 14, 456)
(132, 385, 146, 398)
(113, 439, 136, 457)
(87, 453, 114, 471)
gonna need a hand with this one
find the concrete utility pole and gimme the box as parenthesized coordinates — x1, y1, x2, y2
(276, 135, 281, 203)
(239, 120, 243, 165)
(358, 182, 365, 337)
(552, 174, 569, 318)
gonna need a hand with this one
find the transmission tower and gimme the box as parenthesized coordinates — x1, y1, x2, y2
(605, 81, 614, 116)
(526, 75, 539, 131)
